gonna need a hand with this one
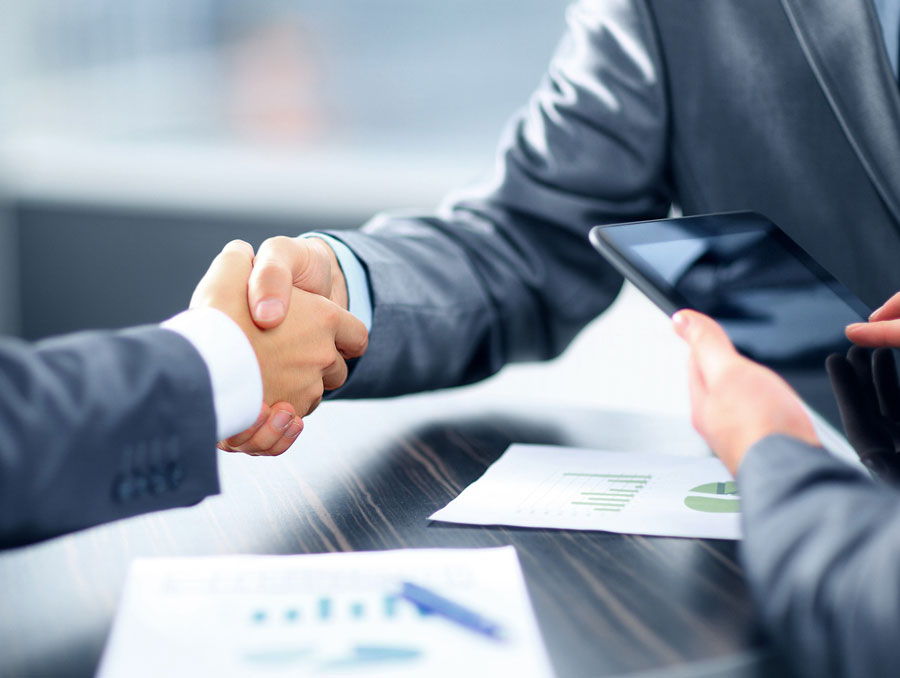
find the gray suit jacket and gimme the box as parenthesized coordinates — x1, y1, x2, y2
(739, 436, 900, 678)
(323, 1, 900, 675)
(328, 0, 900, 399)
(0, 326, 220, 548)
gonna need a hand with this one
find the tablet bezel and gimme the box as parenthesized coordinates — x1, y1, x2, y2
(588, 211, 872, 321)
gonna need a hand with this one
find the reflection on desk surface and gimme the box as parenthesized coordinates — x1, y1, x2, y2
(0, 399, 789, 678)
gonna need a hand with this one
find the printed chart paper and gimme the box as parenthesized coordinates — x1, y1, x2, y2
(430, 444, 741, 540)
(98, 547, 553, 678)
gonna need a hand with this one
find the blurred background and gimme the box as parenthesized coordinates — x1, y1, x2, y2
(0, 0, 568, 337)
(0, 0, 692, 416)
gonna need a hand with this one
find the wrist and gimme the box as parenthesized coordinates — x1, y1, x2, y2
(726, 421, 819, 475)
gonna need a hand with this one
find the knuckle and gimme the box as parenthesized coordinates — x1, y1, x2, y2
(353, 332, 369, 356)
(320, 351, 340, 371)
(308, 346, 334, 370)
(321, 302, 341, 326)
(258, 235, 296, 259)
(270, 235, 295, 248)
(333, 367, 349, 388)
(225, 238, 252, 251)
(308, 381, 325, 400)
(222, 239, 254, 258)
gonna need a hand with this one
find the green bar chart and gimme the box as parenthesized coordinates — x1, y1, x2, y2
(564, 473, 651, 512)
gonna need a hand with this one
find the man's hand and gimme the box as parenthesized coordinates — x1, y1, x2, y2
(248, 236, 348, 327)
(673, 310, 819, 474)
(190, 240, 368, 455)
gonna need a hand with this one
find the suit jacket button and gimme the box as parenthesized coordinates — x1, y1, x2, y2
(132, 472, 148, 497)
(148, 467, 167, 495)
(113, 475, 134, 503)
(166, 462, 184, 489)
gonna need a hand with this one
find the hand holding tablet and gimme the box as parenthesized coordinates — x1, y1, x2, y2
(589, 211, 871, 433)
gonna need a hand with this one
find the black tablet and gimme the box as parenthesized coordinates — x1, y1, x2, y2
(589, 211, 872, 431)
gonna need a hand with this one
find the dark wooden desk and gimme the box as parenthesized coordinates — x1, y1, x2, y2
(0, 394, 792, 678)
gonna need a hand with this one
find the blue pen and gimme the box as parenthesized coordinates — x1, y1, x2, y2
(399, 581, 507, 641)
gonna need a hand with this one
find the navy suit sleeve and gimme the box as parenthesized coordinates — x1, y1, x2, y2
(0, 325, 220, 548)
(738, 435, 900, 678)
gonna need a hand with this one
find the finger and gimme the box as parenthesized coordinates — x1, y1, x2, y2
(827, 353, 869, 434)
(826, 353, 892, 462)
(228, 408, 303, 456)
(322, 353, 349, 391)
(234, 415, 303, 456)
(672, 310, 738, 384)
(847, 345, 875, 400)
(220, 404, 271, 450)
(846, 319, 900, 347)
(251, 417, 304, 456)
(333, 307, 369, 359)
(191, 240, 255, 308)
(249, 237, 332, 328)
(873, 348, 900, 422)
(868, 291, 900, 322)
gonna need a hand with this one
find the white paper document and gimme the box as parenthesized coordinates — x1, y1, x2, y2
(430, 444, 742, 540)
(98, 546, 553, 678)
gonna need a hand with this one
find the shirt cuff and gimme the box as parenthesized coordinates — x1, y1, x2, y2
(161, 308, 263, 441)
(302, 233, 373, 331)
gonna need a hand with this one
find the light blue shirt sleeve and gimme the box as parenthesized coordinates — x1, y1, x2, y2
(301, 233, 373, 332)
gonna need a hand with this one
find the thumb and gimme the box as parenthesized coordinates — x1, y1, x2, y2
(672, 310, 740, 385)
(248, 236, 333, 329)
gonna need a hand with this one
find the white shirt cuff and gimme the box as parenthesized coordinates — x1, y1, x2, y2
(302, 233, 373, 331)
(161, 308, 263, 441)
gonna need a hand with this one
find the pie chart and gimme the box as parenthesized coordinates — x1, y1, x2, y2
(684, 481, 740, 513)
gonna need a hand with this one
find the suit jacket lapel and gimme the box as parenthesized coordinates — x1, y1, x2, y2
(781, 0, 900, 227)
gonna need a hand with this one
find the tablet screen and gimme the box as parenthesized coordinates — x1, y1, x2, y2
(591, 212, 872, 431)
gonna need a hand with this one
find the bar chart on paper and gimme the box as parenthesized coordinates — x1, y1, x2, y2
(534, 472, 652, 514)
(97, 548, 554, 678)
(430, 444, 742, 540)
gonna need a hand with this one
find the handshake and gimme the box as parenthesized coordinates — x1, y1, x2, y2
(190, 236, 368, 456)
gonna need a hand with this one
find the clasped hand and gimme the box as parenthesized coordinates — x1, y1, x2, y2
(190, 237, 366, 456)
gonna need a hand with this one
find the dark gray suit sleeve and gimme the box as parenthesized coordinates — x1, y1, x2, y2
(0, 326, 220, 548)
(738, 434, 900, 678)
(325, 0, 670, 398)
